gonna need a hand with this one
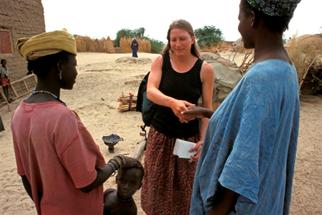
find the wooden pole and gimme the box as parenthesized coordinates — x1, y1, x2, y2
(300, 56, 318, 88)
(132, 139, 146, 161)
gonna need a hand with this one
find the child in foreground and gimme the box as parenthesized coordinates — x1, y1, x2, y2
(104, 158, 144, 215)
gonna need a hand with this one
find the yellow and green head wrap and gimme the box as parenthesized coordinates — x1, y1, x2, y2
(17, 30, 77, 60)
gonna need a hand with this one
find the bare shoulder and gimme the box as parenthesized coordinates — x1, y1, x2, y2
(201, 60, 214, 72)
(104, 188, 116, 198)
(200, 60, 215, 79)
(152, 55, 163, 63)
(150, 54, 164, 77)
(104, 188, 117, 204)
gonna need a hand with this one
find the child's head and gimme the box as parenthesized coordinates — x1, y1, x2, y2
(1, 59, 6, 66)
(116, 158, 144, 199)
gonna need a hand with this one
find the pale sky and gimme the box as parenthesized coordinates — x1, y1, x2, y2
(42, 0, 321, 43)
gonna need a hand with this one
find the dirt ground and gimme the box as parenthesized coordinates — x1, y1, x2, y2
(0, 52, 321, 215)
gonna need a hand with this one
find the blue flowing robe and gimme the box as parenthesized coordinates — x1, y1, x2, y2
(190, 60, 300, 215)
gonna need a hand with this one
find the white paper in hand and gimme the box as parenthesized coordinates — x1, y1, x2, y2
(173, 139, 196, 159)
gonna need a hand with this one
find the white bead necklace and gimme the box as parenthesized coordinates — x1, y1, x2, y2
(32, 90, 66, 105)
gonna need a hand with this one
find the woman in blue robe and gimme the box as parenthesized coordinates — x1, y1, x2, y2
(187, 0, 301, 214)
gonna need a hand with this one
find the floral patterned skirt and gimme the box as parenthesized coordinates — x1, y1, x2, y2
(141, 127, 199, 215)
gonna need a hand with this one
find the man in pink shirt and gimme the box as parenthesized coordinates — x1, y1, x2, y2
(12, 30, 133, 214)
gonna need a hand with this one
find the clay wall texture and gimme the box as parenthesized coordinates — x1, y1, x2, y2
(0, 0, 45, 80)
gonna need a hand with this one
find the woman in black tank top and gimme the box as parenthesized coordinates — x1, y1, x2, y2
(141, 19, 215, 215)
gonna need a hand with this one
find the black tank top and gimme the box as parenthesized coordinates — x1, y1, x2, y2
(151, 53, 203, 138)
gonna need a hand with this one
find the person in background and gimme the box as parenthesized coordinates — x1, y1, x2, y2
(131, 38, 139, 58)
(12, 30, 135, 215)
(141, 19, 215, 215)
(190, 0, 301, 214)
(104, 157, 144, 215)
(0, 59, 12, 102)
(0, 115, 4, 132)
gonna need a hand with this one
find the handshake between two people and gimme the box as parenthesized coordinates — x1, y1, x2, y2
(169, 99, 214, 162)
(170, 99, 214, 123)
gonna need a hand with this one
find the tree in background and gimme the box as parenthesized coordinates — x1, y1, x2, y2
(115, 28, 164, 53)
(114, 28, 147, 47)
(114, 29, 133, 47)
(149, 39, 164, 54)
(133, 27, 145, 38)
(194, 26, 223, 49)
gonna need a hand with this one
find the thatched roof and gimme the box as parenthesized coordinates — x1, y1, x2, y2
(287, 34, 322, 82)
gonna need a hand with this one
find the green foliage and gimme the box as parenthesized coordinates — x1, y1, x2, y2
(113, 28, 164, 53)
(133, 27, 145, 38)
(114, 28, 146, 47)
(114, 29, 133, 47)
(194, 26, 223, 48)
(148, 38, 165, 54)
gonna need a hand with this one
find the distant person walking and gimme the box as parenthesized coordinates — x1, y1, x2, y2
(0, 59, 12, 102)
(0, 115, 4, 132)
(131, 38, 139, 58)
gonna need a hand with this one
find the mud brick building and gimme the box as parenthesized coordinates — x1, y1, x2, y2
(0, 0, 45, 80)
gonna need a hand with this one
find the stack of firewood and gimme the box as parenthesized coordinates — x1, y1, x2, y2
(117, 93, 137, 112)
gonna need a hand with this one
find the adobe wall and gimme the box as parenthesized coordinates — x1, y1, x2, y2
(0, 0, 45, 80)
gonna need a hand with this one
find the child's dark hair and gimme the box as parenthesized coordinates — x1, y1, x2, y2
(1, 59, 6, 64)
(242, 0, 293, 33)
(117, 159, 144, 180)
(27, 51, 73, 77)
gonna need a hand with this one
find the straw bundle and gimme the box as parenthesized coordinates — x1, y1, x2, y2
(287, 34, 322, 84)
(75, 35, 115, 53)
(117, 93, 137, 112)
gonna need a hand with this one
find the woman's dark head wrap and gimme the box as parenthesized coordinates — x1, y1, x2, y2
(246, 0, 301, 17)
